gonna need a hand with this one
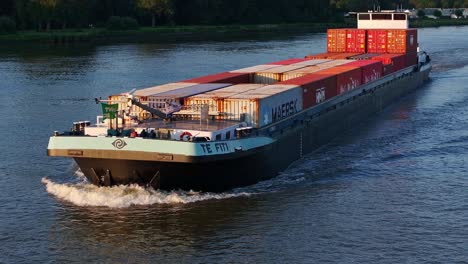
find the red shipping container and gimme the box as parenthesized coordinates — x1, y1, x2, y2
(316, 66, 362, 95)
(349, 53, 380, 60)
(387, 29, 418, 53)
(330, 52, 363, 59)
(280, 74, 337, 108)
(182, 72, 250, 84)
(269, 58, 308, 65)
(383, 64, 393, 76)
(305, 52, 362, 60)
(375, 54, 406, 72)
(367, 30, 388, 53)
(345, 60, 383, 84)
(405, 52, 418, 67)
(305, 52, 338, 59)
(346, 29, 367, 53)
(327, 29, 347, 53)
(374, 54, 406, 75)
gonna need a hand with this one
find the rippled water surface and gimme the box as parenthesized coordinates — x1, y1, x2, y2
(1, 27, 468, 263)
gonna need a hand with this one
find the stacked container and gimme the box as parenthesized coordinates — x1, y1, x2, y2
(315, 66, 362, 95)
(386, 29, 417, 53)
(182, 72, 250, 84)
(367, 30, 388, 53)
(269, 58, 310, 65)
(306, 52, 362, 60)
(253, 64, 310, 84)
(280, 74, 337, 109)
(281, 60, 351, 82)
(349, 53, 380, 60)
(346, 29, 367, 53)
(344, 60, 383, 84)
(327, 29, 347, 53)
(109, 82, 199, 121)
(184, 84, 266, 113)
(222, 85, 303, 127)
(371, 54, 406, 75)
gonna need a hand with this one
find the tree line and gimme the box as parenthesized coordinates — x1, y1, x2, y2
(0, 0, 466, 32)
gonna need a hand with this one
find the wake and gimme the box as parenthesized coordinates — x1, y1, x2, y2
(42, 177, 251, 208)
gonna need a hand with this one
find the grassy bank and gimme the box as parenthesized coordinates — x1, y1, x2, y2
(1, 19, 467, 43)
(410, 18, 468, 28)
(0, 22, 352, 42)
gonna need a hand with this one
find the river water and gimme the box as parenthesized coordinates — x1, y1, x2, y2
(1, 27, 468, 263)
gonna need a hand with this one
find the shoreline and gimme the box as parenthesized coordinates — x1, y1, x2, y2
(1, 19, 467, 43)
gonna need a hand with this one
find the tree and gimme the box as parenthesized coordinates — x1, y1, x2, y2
(137, 0, 173, 27)
(417, 9, 426, 18)
(33, 0, 60, 31)
(410, 0, 437, 8)
(455, 9, 463, 18)
(434, 9, 442, 18)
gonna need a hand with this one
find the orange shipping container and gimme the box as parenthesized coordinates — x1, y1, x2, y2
(387, 29, 418, 53)
(346, 29, 367, 53)
(367, 30, 388, 54)
(327, 29, 347, 53)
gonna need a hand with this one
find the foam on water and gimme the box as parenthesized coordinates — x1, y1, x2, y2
(41, 177, 251, 208)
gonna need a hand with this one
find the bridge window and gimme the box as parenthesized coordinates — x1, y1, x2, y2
(225, 131, 231, 140)
(372, 14, 392, 20)
(215, 134, 221, 141)
(359, 14, 370, 20)
(394, 14, 407, 20)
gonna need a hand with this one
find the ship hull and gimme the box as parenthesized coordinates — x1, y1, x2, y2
(61, 66, 430, 192)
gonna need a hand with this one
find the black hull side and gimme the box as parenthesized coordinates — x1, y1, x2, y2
(76, 69, 430, 192)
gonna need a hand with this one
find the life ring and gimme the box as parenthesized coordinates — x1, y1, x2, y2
(180, 131, 192, 141)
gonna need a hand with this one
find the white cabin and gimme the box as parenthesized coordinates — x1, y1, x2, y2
(357, 12, 409, 29)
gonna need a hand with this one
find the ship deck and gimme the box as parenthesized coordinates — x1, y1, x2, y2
(135, 119, 241, 132)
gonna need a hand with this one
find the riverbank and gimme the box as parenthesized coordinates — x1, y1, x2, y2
(1, 19, 467, 43)
(0, 22, 352, 43)
(410, 18, 468, 28)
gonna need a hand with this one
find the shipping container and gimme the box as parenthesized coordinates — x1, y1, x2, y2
(387, 29, 418, 53)
(346, 29, 367, 53)
(349, 53, 380, 60)
(230, 64, 281, 73)
(147, 83, 232, 109)
(108, 94, 151, 121)
(367, 29, 388, 53)
(182, 72, 250, 84)
(280, 73, 337, 109)
(253, 64, 309, 84)
(291, 59, 332, 67)
(316, 66, 362, 94)
(383, 64, 393, 76)
(305, 52, 338, 59)
(184, 84, 266, 113)
(344, 60, 383, 84)
(372, 54, 406, 74)
(328, 53, 364, 59)
(222, 85, 303, 127)
(327, 29, 347, 53)
(280, 65, 323, 81)
(108, 82, 199, 120)
(269, 58, 308, 65)
(133, 82, 198, 97)
(405, 52, 418, 67)
(280, 60, 350, 81)
(316, 59, 352, 68)
(305, 53, 359, 60)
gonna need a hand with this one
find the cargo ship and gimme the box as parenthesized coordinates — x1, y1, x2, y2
(48, 12, 432, 191)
